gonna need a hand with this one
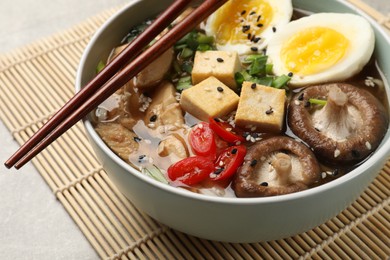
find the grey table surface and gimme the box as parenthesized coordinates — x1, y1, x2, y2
(0, 0, 389, 259)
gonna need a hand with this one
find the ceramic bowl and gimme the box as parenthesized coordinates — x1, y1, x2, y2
(76, 0, 390, 242)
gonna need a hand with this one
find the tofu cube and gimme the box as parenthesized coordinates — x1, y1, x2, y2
(235, 82, 286, 132)
(180, 77, 239, 121)
(191, 51, 241, 91)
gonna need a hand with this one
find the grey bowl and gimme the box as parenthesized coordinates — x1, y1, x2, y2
(76, 0, 390, 242)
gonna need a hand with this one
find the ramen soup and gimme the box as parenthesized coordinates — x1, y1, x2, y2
(91, 1, 389, 198)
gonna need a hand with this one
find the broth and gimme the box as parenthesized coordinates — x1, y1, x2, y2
(92, 9, 389, 197)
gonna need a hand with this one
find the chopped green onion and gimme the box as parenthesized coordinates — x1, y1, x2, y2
(235, 72, 245, 85)
(249, 56, 268, 76)
(181, 61, 193, 74)
(176, 76, 192, 92)
(197, 34, 214, 44)
(197, 43, 212, 52)
(254, 76, 273, 86)
(265, 64, 273, 74)
(244, 54, 265, 63)
(309, 98, 327, 106)
(96, 60, 105, 74)
(174, 43, 187, 50)
(172, 60, 182, 74)
(142, 165, 169, 184)
(272, 75, 291, 88)
(180, 47, 194, 59)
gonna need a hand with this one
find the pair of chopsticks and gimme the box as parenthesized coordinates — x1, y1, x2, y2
(5, 0, 228, 169)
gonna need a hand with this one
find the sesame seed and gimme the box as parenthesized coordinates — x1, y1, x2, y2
(257, 15, 261, 22)
(204, 87, 211, 92)
(242, 25, 250, 32)
(294, 100, 300, 106)
(214, 168, 224, 175)
(216, 57, 224, 63)
(219, 161, 224, 167)
(249, 11, 256, 15)
(257, 23, 263, 27)
(260, 182, 268, 186)
(250, 159, 257, 167)
(150, 114, 158, 122)
(217, 86, 224, 92)
(288, 72, 293, 77)
(272, 27, 277, 32)
(298, 93, 304, 100)
(247, 33, 252, 39)
(213, 117, 220, 122)
(332, 169, 339, 176)
(365, 141, 372, 150)
(251, 47, 258, 52)
(315, 127, 320, 132)
(265, 107, 273, 115)
(251, 83, 257, 89)
(133, 136, 142, 142)
(253, 37, 261, 43)
(351, 150, 360, 158)
(304, 101, 311, 108)
(334, 149, 341, 158)
(241, 10, 246, 15)
(231, 148, 238, 154)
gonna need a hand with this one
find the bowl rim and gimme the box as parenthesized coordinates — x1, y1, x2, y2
(77, 0, 390, 205)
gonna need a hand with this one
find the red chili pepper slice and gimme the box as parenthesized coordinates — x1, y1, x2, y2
(189, 122, 216, 157)
(167, 156, 214, 185)
(209, 117, 245, 143)
(211, 145, 246, 181)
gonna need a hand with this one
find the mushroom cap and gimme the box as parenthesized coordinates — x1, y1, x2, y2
(288, 83, 388, 165)
(232, 136, 320, 197)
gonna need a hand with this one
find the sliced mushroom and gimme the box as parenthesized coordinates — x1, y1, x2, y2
(133, 47, 174, 90)
(145, 81, 185, 132)
(158, 133, 189, 163)
(288, 83, 388, 165)
(109, 44, 173, 92)
(95, 122, 139, 162)
(232, 136, 320, 197)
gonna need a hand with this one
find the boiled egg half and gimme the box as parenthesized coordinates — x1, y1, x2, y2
(267, 13, 375, 86)
(203, 0, 292, 55)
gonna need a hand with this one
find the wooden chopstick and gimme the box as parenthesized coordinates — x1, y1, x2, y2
(6, 0, 228, 169)
(4, 0, 192, 169)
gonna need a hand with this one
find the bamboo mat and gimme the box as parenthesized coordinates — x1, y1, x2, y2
(1, 1, 389, 259)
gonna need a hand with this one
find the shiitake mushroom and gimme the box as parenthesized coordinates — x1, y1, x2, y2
(232, 136, 320, 197)
(288, 83, 388, 165)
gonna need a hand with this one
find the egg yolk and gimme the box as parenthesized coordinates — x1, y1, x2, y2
(211, 0, 273, 45)
(281, 27, 349, 76)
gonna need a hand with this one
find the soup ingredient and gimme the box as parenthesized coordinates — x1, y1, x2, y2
(144, 81, 184, 131)
(233, 136, 320, 197)
(158, 133, 189, 162)
(167, 156, 215, 185)
(234, 54, 291, 89)
(95, 123, 139, 162)
(180, 76, 239, 121)
(142, 165, 169, 184)
(211, 145, 246, 181)
(288, 83, 388, 165)
(189, 122, 216, 157)
(235, 82, 286, 132)
(191, 50, 242, 90)
(204, 0, 292, 54)
(209, 117, 245, 143)
(109, 44, 174, 91)
(267, 13, 375, 86)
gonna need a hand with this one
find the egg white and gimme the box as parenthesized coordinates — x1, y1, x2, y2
(203, 0, 293, 55)
(266, 13, 375, 86)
